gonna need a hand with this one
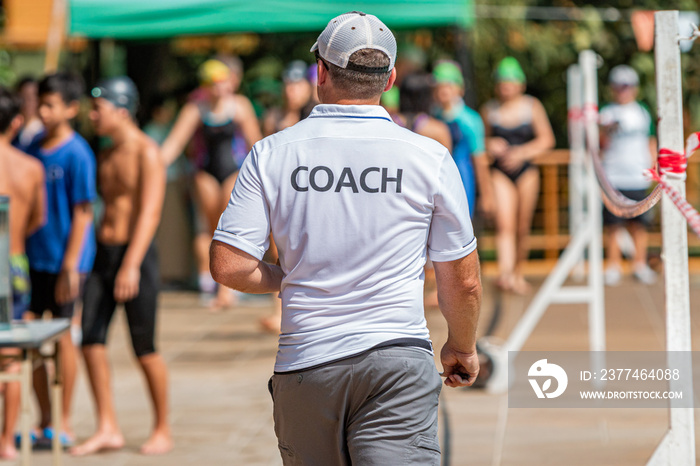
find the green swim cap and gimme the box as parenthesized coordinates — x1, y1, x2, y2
(432, 61, 464, 87)
(495, 57, 526, 84)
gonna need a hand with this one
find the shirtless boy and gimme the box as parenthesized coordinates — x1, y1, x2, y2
(70, 77, 172, 456)
(0, 87, 45, 459)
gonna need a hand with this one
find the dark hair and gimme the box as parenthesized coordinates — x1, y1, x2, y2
(0, 87, 21, 133)
(399, 73, 434, 114)
(38, 72, 85, 104)
(15, 76, 37, 92)
(326, 49, 391, 100)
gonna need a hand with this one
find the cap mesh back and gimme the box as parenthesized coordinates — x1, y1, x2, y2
(313, 12, 396, 70)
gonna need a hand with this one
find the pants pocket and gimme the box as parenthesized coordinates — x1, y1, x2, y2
(404, 434, 441, 464)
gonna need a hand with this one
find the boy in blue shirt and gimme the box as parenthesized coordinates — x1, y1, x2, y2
(25, 72, 96, 445)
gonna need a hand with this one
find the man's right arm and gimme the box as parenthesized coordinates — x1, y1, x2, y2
(433, 250, 482, 388)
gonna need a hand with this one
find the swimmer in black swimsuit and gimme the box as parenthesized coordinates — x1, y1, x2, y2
(161, 59, 262, 309)
(199, 102, 238, 183)
(481, 57, 555, 295)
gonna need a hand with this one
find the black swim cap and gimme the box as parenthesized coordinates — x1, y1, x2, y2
(91, 76, 139, 116)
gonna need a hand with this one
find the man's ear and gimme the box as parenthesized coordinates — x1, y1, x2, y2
(384, 68, 397, 92)
(317, 62, 328, 86)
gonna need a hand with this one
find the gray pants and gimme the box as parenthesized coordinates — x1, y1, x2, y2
(270, 346, 442, 465)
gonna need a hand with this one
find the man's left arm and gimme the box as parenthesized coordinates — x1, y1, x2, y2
(114, 141, 166, 302)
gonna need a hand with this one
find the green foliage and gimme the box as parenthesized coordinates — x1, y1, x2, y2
(0, 51, 15, 86)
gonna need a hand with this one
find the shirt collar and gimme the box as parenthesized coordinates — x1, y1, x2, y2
(308, 104, 393, 122)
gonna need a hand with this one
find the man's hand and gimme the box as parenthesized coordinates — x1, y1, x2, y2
(114, 265, 140, 303)
(440, 342, 479, 388)
(55, 269, 80, 305)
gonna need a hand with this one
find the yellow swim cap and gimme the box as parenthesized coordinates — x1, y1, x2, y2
(199, 59, 231, 85)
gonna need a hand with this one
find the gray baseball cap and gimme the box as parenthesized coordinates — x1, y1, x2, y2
(609, 65, 639, 86)
(310, 11, 397, 73)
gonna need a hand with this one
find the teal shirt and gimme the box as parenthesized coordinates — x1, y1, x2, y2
(436, 99, 486, 156)
(435, 98, 483, 214)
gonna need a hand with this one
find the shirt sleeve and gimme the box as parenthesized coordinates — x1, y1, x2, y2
(639, 101, 656, 137)
(213, 147, 270, 260)
(69, 142, 97, 206)
(428, 151, 477, 262)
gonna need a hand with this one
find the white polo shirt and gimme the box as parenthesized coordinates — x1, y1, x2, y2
(214, 104, 476, 372)
(599, 101, 654, 190)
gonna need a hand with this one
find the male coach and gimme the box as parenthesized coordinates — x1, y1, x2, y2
(210, 11, 482, 465)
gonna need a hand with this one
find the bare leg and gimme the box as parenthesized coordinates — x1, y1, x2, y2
(512, 168, 540, 294)
(194, 171, 237, 310)
(628, 222, 649, 267)
(194, 232, 217, 293)
(606, 225, 623, 268)
(33, 361, 51, 429)
(0, 349, 21, 459)
(194, 232, 212, 274)
(491, 169, 519, 291)
(70, 345, 124, 456)
(137, 353, 173, 455)
(59, 332, 77, 439)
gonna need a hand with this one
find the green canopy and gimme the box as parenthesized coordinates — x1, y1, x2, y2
(68, 0, 473, 39)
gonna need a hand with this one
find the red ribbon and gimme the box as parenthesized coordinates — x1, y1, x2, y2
(647, 132, 700, 238)
(645, 168, 700, 238)
(656, 132, 700, 175)
(657, 148, 688, 175)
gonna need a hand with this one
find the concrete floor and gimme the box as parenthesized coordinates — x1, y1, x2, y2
(22, 270, 700, 466)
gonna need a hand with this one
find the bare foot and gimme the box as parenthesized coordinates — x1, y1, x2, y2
(209, 288, 237, 313)
(510, 275, 531, 295)
(0, 438, 17, 460)
(70, 431, 124, 456)
(140, 430, 173, 455)
(494, 275, 513, 292)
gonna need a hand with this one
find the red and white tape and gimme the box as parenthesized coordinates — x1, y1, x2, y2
(645, 131, 700, 237)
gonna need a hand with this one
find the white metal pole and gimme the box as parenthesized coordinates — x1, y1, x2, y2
(647, 10, 695, 466)
(580, 50, 606, 359)
(568, 65, 586, 281)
